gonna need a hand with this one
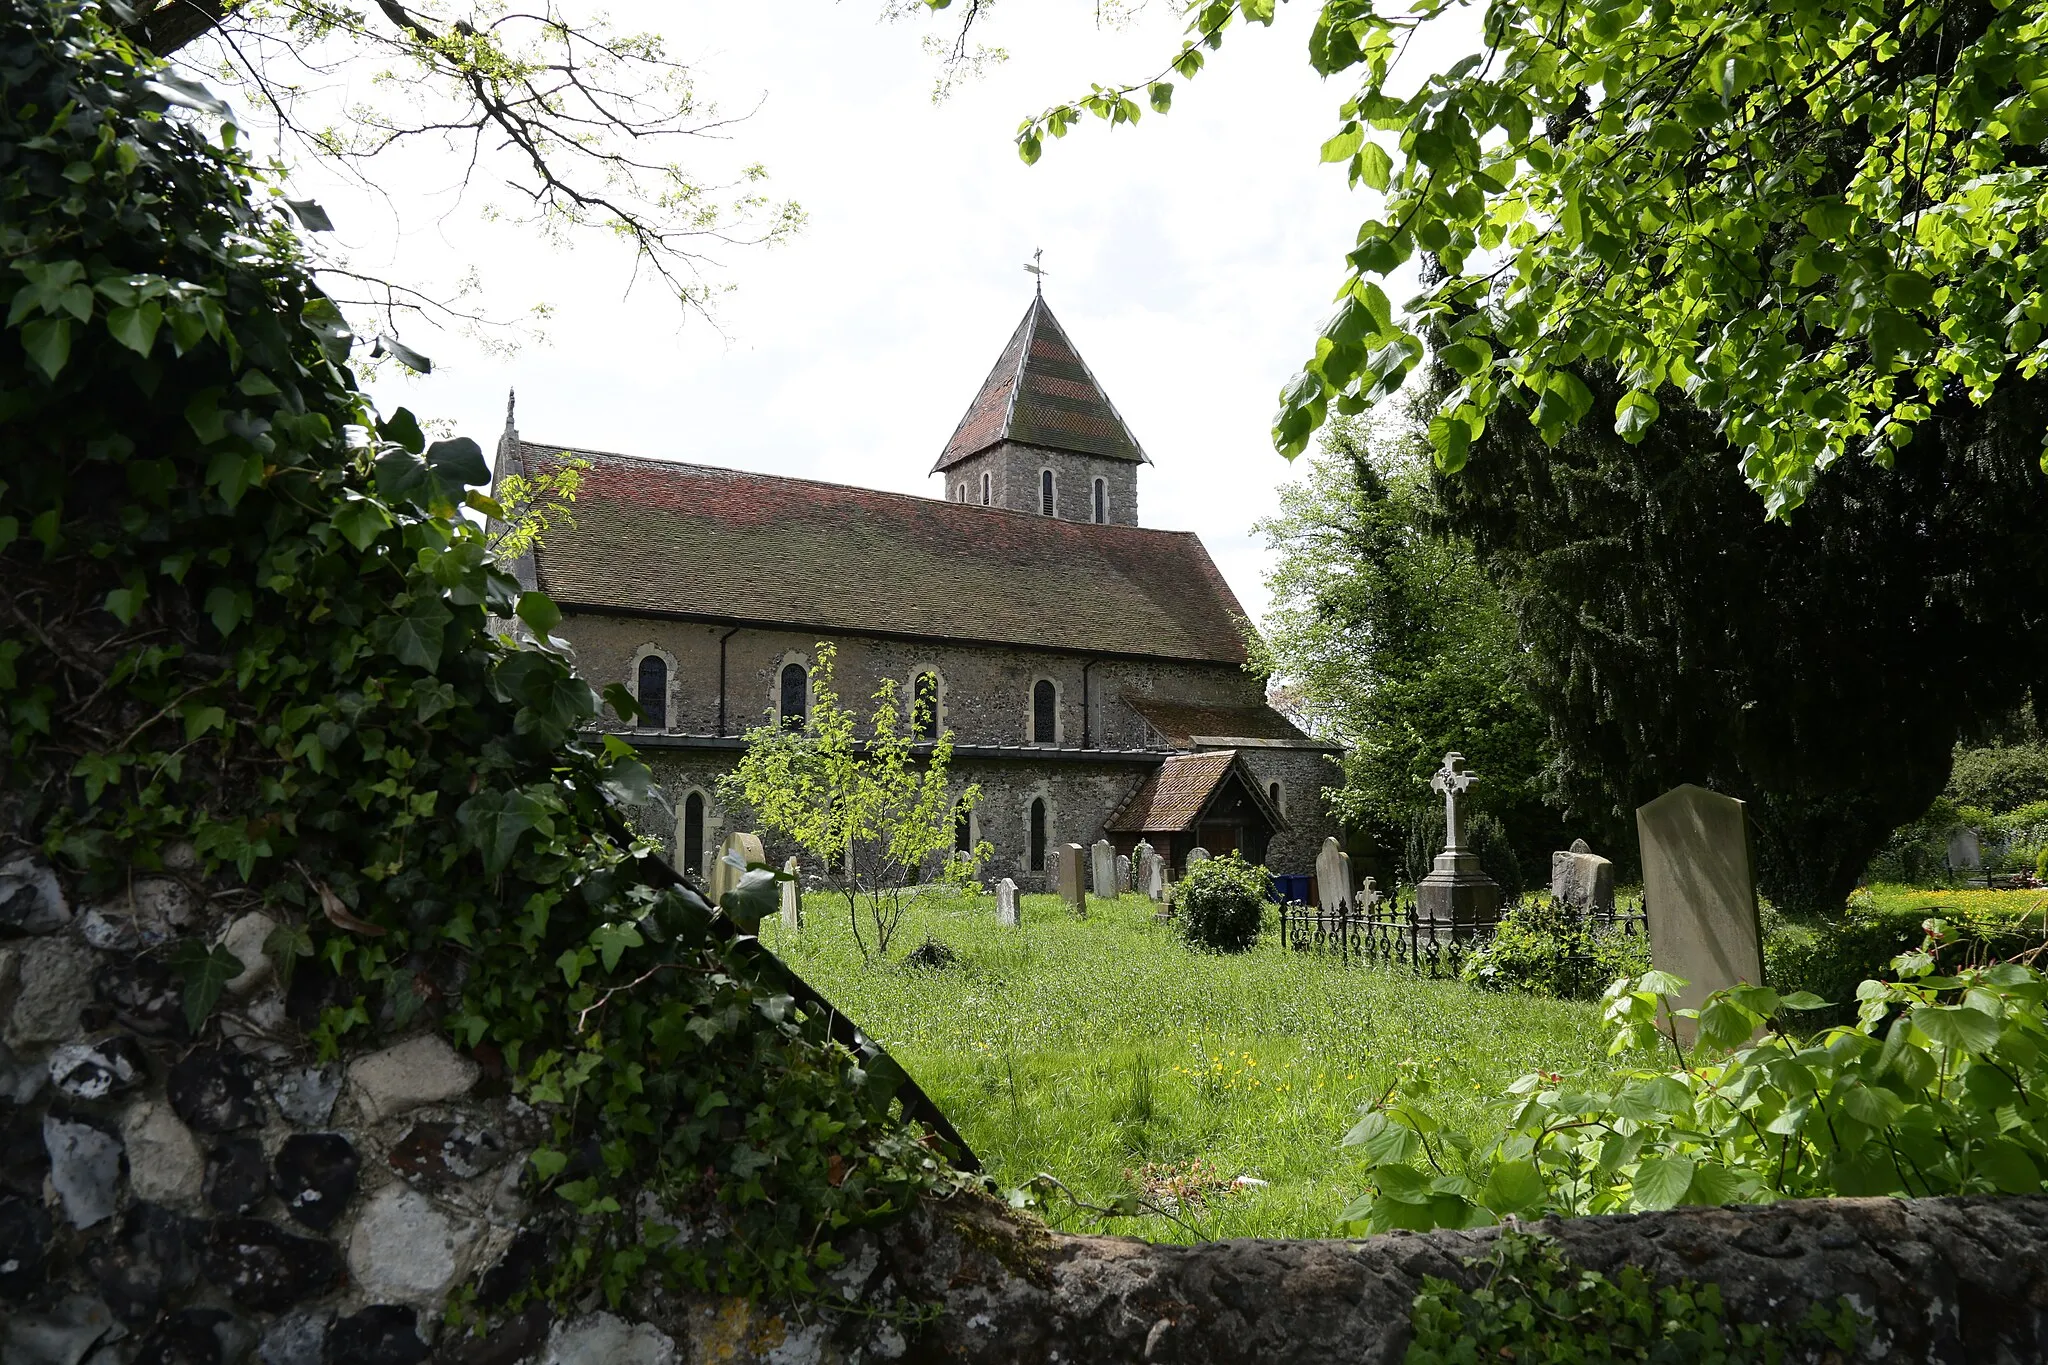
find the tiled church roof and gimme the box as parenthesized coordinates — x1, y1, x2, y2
(1105, 749, 1290, 834)
(1124, 697, 1321, 749)
(931, 294, 1151, 473)
(515, 447, 1251, 664)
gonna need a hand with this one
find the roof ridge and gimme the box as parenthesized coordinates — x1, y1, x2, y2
(516, 440, 1206, 540)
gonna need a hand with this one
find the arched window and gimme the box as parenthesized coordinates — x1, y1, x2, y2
(954, 801, 972, 854)
(1092, 477, 1106, 524)
(1040, 468, 1055, 516)
(636, 655, 668, 729)
(1029, 798, 1047, 871)
(682, 792, 705, 876)
(912, 671, 941, 741)
(780, 662, 807, 729)
(1032, 679, 1057, 745)
(980, 472, 991, 506)
(1268, 781, 1284, 813)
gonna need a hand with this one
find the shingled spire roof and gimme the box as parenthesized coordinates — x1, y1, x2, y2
(932, 293, 1151, 474)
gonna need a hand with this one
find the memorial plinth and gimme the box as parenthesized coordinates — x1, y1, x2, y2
(1415, 752, 1501, 930)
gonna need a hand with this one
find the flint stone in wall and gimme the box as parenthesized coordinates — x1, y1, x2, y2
(167, 1049, 263, 1134)
(272, 1065, 342, 1127)
(119, 1100, 205, 1206)
(204, 1135, 270, 1216)
(330, 1303, 432, 1365)
(274, 1132, 359, 1231)
(85, 1202, 203, 1323)
(0, 1291, 114, 1365)
(48, 1035, 146, 1102)
(257, 1310, 332, 1365)
(42, 1117, 123, 1230)
(6, 939, 99, 1048)
(348, 1034, 479, 1124)
(347, 1184, 483, 1304)
(219, 912, 277, 997)
(205, 1217, 340, 1310)
(95, 955, 186, 1038)
(545, 1312, 677, 1365)
(0, 856, 69, 936)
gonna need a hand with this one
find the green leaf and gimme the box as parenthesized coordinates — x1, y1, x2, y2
(332, 497, 392, 551)
(377, 596, 453, 673)
(1440, 338, 1491, 377)
(720, 867, 781, 931)
(167, 939, 245, 1034)
(377, 406, 426, 453)
(1340, 1110, 1420, 1164)
(1321, 124, 1363, 163)
(103, 585, 145, 624)
(1974, 1138, 2041, 1194)
(426, 437, 489, 488)
(1912, 1004, 2001, 1052)
(1840, 1083, 1906, 1128)
(20, 318, 71, 380)
(517, 591, 563, 636)
(1479, 1157, 1545, 1215)
(589, 921, 645, 973)
(602, 681, 647, 725)
(458, 790, 550, 875)
(1615, 389, 1661, 442)
(1631, 1154, 1696, 1210)
(1778, 991, 1832, 1010)
(106, 301, 162, 357)
(1884, 271, 1936, 309)
(1359, 142, 1393, 192)
(302, 298, 354, 366)
(1148, 81, 1173, 114)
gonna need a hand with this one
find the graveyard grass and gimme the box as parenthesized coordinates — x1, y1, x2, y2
(762, 890, 1612, 1243)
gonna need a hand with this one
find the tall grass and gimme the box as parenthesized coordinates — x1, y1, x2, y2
(764, 890, 1612, 1242)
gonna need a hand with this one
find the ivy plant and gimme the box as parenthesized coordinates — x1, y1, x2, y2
(2, 0, 955, 1318)
(1340, 923, 2048, 1234)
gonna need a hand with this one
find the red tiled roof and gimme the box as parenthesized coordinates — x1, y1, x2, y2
(1105, 750, 1238, 833)
(519, 447, 1250, 663)
(1125, 697, 1318, 749)
(932, 295, 1150, 473)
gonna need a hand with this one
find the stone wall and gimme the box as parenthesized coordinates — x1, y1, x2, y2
(10, 857, 2048, 1365)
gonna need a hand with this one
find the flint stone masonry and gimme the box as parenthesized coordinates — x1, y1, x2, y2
(6, 937, 98, 1048)
(0, 854, 69, 935)
(119, 1100, 205, 1205)
(347, 1034, 480, 1123)
(347, 1183, 481, 1304)
(546, 1311, 678, 1365)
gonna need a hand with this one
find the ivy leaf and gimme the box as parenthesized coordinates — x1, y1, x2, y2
(20, 318, 71, 379)
(301, 298, 353, 367)
(589, 921, 644, 973)
(372, 333, 431, 373)
(458, 789, 551, 874)
(720, 868, 780, 931)
(601, 681, 647, 725)
(426, 437, 489, 489)
(332, 496, 392, 552)
(374, 595, 453, 673)
(377, 406, 426, 453)
(168, 939, 245, 1034)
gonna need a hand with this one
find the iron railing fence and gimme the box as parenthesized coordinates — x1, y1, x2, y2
(1276, 889, 1647, 978)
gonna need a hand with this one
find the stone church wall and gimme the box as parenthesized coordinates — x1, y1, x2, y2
(942, 441, 1141, 526)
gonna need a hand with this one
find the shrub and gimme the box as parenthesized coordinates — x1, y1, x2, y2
(1947, 743, 2048, 813)
(1339, 935, 2048, 1237)
(1763, 891, 2048, 1021)
(1404, 807, 1525, 900)
(1176, 853, 1268, 953)
(1464, 899, 1649, 1000)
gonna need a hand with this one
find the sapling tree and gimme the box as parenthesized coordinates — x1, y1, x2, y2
(725, 645, 986, 961)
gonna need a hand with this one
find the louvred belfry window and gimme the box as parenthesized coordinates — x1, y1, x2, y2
(1040, 469, 1055, 516)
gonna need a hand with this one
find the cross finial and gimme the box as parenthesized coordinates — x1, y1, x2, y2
(1431, 752, 1479, 852)
(1023, 247, 1048, 295)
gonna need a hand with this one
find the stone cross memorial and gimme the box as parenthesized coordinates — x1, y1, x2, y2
(707, 831, 765, 907)
(1637, 784, 1763, 1037)
(1549, 838, 1614, 916)
(1091, 839, 1117, 900)
(779, 856, 802, 932)
(1315, 836, 1354, 912)
(1058, 842, 1087, 915)
(996, 877, 1020, 927)
(1415, 753, 1500, 929)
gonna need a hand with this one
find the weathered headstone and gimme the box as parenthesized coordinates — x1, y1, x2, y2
(1637, 784, 1762, 1037)
(1414, 753, 1501, 929)
(779, 856, 802, 932)
(1185, 847, 1210, 867)
(1549, 837, 1615, 915)
(1116, 854, 1131, 895)
(1948, 827, 1983, 872)
(995, 878, 1020, 927)
(707, 831, 765, 906)
(1091, 840, 1117, 900)
(1058, 843, 1087, 914)
(1142, 852, 1166, 901)
(1359, 876, 1380, 912)
(1315, 837, 1354, 911)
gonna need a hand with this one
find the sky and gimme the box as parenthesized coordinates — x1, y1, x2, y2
(256, 2, 1480, 626)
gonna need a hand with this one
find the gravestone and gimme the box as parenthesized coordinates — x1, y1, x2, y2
(1091, 840, 1117, 900)
(707, 831, 765, 906)
(1414, 753, 1501, 929)
(996, 878, 1020, 927)
(1142, 852, 1166, 902)
(1948, 827, 1983, 872)
(1637, 784, 1762, 1037)
(1058, 843, 1087, 915)
(1359, 876, 1380, 912)
(1185, 847, 1210, 868)
(1549, 837, 1615, 915)
(1116, 854, 1131, 895)
(1315, 837, 1354, 911)
(779, 856, 801, 932)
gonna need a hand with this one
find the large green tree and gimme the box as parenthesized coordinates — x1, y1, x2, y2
(1255, 407, 1558, 873)
(974, 0, 2048, 514)
(1437, 365, 2048, 911)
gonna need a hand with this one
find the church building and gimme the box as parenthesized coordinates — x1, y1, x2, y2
(492, 292, 1340, 890)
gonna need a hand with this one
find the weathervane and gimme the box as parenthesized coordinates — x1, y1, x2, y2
(1023, 247, 1048, 295)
